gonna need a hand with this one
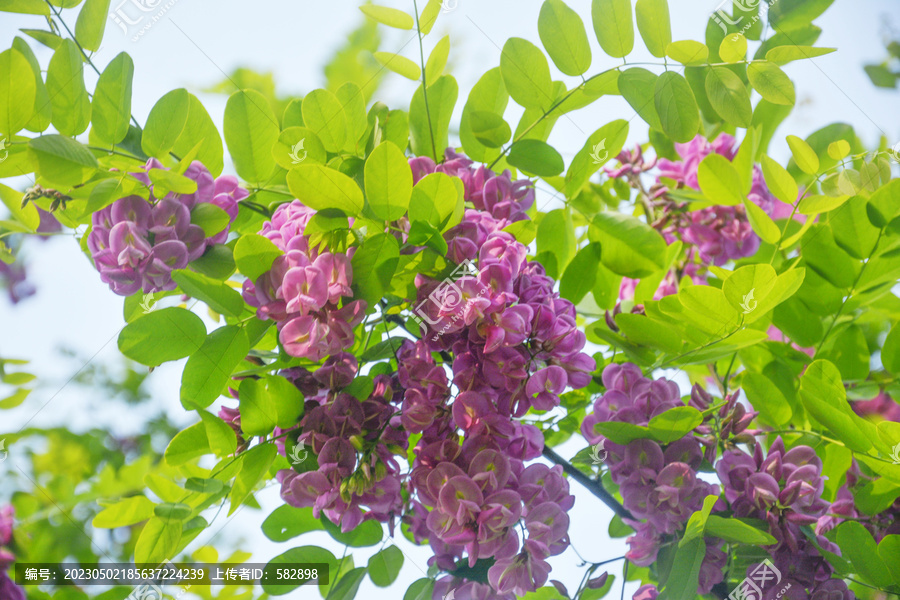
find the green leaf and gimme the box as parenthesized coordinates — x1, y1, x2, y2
(538, 0, 592, 76)
(564, 119, 630, 197)
(93, 496, 155, 528)
(224, 89, 280, 184)
(697, 153, 744, 205)
(618, 68, 662, 131)
(635, 0, 671, 58)
(836, 521, 895, 588)
(409, 75, 458, 161)
(704, 516, 778, 545)
(425, 35, 450, 83)
(744, 197, 782, 244)
(238, 375, 303, 437)
(28, 133, 98, 186)
(359, 4, 414, 29)
(663, 537, 705, 600)
(46, 39, 91, 136)
(234, 234, 283, 282)
(91, 52, 134, 145)
(153, 502, 192, 521)
(787, 134, 820, 174)
(330, 567, 367, 600)
(877, 535, 900, 585)
(409, 172, 464, 231)
(680, 495, 718, 548)
(560, 242, 602, 304)
(881, 323, 900, 375)
(184, 477, 224, 494)
(365, 141, 413, 221)
(742, 371, 792, 425)
(460, 67, 508, 162)
(0, 182, 39, 232)
(12, 38, 50, 133)
(591, 0, 634, 58)
(135, 517, 181, 565)
(0, 48, 36, 135)
(799, 360, 872, 453)
(705, 67, 752, 128)
(171, 270, 244, 318)
(164, 422, 210, 466)
(351, 233, 400, 307)
(827, 140, 851, 161)
(760, 155, 798, 205)
(615, 313, 683, 353)
(173, 93, 224, 176)
(747, 61, 796, 106)
(190, 203, 230, 237)
(0, 0, 50, 14)
(796, 194, 849, 215)
(507, 139, 564, 177)
(404, 579, 435, 600)
(287, 165, 365, 215)
(766, 45, 836, 65)
(74, 0, 111, 52)
(118, 307, 207, 366)
(302, 88, 348, 153)
(468, 111, 511, 148)
(229, 443, 277, 515)
(272, 126, 327, 170)
(647, 406, 703, 443)
(718, 33, 747, 63)
(142, 88, 190, 158)
(180, 325, 249, 409)
(591, 212, 667, 278)
(262, 505, 325, 542)
(654, 72, 699, 143)
(537, 208, 576, 277)
(368, 545, 404, 587)
(500, 37, 554, 110)
(198, 410, 237, 457)
(768, 0, 836, 29)
(373, 51, 421, 80)
(666, 40, 709, 65)
(322, 516, 383, 547)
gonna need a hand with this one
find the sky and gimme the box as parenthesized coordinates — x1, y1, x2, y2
(1, 0, 900, 599)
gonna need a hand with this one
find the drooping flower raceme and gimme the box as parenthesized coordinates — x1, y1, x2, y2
(241, 200, 366, 361)
(88, 158, 245, 295)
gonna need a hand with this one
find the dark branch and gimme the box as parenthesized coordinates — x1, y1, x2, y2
(541, 445, 633, 521)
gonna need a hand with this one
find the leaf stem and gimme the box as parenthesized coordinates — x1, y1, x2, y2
(541, 445, 633, 520)
(412, 0, 438, 161)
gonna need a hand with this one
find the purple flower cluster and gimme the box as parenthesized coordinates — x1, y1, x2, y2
(580, 363, 726, 594)
(398, 151, 594, 598)
(275, 355, 407, 532)
(241, 201, 366, 361)
(0, 506, 24, 600)
(717, 438, 855, 599)
(609, 134, 794, 304)
(88, 159, 245, 295)
(410, 149, 534, 226)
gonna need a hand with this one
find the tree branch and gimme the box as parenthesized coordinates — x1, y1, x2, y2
(541, 445, 633, 521)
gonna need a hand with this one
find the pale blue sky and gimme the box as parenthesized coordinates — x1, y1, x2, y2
(1, 1, 899, 599)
